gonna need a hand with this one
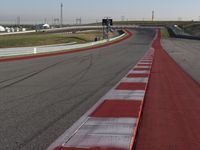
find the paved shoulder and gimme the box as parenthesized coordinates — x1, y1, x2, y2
(161, 38, 200, 84)
(135, 31, 200, 150)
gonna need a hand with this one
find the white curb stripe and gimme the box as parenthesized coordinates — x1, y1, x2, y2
(64, 134, 131, 149)
(63, 117, 137, 149)
(121, 77, 148, 83)
(135, 66, 150, 69)
(137, 62, 152, 65)
(103, 90, 145, 100)
(129, 70, 150, 74)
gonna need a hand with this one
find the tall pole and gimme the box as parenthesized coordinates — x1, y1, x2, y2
(17, 16, 20, 26)
(152, 10, 154, 21)
(60, 3, 63, 27)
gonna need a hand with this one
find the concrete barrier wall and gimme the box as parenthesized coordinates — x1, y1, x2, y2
(167, 26, 200, 40)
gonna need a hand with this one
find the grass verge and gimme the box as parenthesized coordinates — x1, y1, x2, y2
(0, 31, 106, 48)
(183, 23, 200, 37)
(161, 28, 170, 38)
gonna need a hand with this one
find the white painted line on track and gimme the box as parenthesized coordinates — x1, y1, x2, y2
(121, 77, 148, 83)
(135, 66, 151, 69)
(129, 70, 150, 74)
(103, 90, 145, 101)
(63, 117, 137, 149)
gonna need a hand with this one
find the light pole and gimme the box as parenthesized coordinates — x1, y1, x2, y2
(152, 10, 154, 21)
(60, 3, 63, 27)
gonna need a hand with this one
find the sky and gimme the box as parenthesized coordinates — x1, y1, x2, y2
(0, 0, 200, 24)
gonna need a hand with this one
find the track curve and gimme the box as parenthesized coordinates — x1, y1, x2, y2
(0, 29, 155, 150)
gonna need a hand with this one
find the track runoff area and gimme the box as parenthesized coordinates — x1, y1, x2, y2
(47, 28, 200, 150)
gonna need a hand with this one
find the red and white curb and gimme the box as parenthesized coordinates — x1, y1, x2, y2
(47, 48, 155, 150)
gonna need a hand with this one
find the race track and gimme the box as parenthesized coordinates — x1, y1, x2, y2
(0, 29, 155, 150)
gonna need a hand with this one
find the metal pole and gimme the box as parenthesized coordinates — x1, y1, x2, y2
(60, 3, 63, 27)
(152, 10, 154, 21)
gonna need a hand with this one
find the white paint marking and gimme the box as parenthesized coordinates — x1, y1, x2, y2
(63, 117, 137, 149)
(85, 117, 136, 125)
(121, 77, 148, 83)
(103, 90, 145, 100)
(135, 66, 150, 69)
(137, 62, 152, 65)
(129, 70, 150, 74)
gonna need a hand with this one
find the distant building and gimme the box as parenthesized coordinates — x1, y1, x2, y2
(15, 27, 20, 32)
(36, 24, 50, 31)
(5, 27, 10, 32)
(0, 25, 5, 32)
(22, 28, 26, 32)
(10, 28, 15, 32)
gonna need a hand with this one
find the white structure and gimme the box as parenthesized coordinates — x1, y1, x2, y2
(15, 27, 20, 32)
(10, 28, 15, 32)
(43, 24, 50, 29)
(36, 23, 50, 32)
(0, 25, 5, 32)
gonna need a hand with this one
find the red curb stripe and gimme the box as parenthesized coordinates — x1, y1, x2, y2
(90, 100, 141, 118)
(116, 82, 146, 90)
(141, 59, 152, 61)
(0, 29, 132, 62)
(127, 74, 149, 78)
(54, 147, 126, 150)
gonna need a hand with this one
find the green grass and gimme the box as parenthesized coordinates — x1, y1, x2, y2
(161, 28, 170, 38)
(0, 32, 104, 48)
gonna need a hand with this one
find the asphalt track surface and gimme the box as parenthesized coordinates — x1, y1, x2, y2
(161, 38, 200, 84)
(0, 29, 155, 150)
(135, 32, 200, 150)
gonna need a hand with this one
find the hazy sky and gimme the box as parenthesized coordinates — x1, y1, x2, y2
(0, 0, 200, 24)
